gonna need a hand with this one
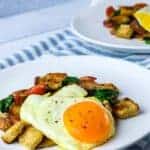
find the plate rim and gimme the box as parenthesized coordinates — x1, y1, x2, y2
(0, 55, 150, 150)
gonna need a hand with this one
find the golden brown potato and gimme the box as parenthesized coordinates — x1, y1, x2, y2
(80, 76, 119, 92)
(116, 24, 133, 39)
(80, 76, 98, 89)
(19, 126, 43, 150)
(120, 6, 134, 16)
(38, 137, 55, 148)
(9, 114, 20, 125)
(0, 112, 8, 118)
(0, 116, 12, 131)
(80, 76, 97, 81)
(2, 121, 26, 143)
(0, 113, 12, 131)
(35, 73, 67, 90)
(112, 97, 140, 119)
(111, 15, 130, 24)
(97, 83, 119, 91)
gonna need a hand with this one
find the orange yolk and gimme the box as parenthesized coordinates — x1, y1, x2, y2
(63, 101, 112, 143)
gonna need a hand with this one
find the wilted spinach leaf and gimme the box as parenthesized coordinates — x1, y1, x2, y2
(0, 95, 13, 112)
(90, 89, 119, 104)
(63, 76, 79, 85)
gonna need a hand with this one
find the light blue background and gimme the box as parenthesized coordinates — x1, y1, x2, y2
(0, 0, 71, 17)
(0, 0, 90, 43)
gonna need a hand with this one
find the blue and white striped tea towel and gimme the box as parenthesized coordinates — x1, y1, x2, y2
(0, 28, 150, 150)
(0, 28, 150, 70)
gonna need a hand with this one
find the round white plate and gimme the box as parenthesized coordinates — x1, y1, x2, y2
(72, 0, 150, 53)
(0, 55, 150, 150)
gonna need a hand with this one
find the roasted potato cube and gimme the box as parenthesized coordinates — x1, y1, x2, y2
(116, 25, 133, 39)
(80, 77, 119, 91)
(35, 73, 67, 90)
(79, 76, 99, 90)
(2, 121, 26, 143)
(38, 137, 55, 148)
(0, 112, 12, 131)
(120, 7, 134, 16)
(112, 98, 140, 119)
(111, 15, 130, 24)
(0, 117, 12, 131)
(0, 112, 8, 118)
(97, 83, 119, 91)
(19, 126, 43, 150)
(9, 114, 20, 124)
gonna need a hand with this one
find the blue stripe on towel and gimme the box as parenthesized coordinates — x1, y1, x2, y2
(40, 41, 49, 50)
(49, 37, 58, 46)
(32, 45, 42, 56)
(13, 53, 25, 63)
(5, 58, 15, 66)
(0, 63, 6, 69)
(56, 33, 66, 41)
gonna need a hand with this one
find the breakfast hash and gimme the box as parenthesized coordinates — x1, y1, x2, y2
(103, 3, 150, 44)
(0, 73, 140, 150)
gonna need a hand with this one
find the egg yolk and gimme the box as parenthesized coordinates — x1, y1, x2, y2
(134, 12, 150, 32)
(63, 101, 112, 143)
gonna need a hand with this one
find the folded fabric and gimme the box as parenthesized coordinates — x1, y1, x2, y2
(0, 28, 150, 70)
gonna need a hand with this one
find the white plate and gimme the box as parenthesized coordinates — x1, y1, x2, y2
(0, 55, 150, 150)
(72, 0, 150, 53)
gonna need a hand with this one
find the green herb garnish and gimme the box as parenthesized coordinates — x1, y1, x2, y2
(144, 38, 150, 44)
(63, 76, 80, 85)
(90, 89, 119, 104)
(0, 95, 13, 112)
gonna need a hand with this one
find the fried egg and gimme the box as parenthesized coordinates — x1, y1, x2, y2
(134, 6, 150, 32)
(20, 85, 115, 150)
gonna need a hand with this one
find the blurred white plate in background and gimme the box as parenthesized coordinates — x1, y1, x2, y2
(72, 0, 150, 53)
